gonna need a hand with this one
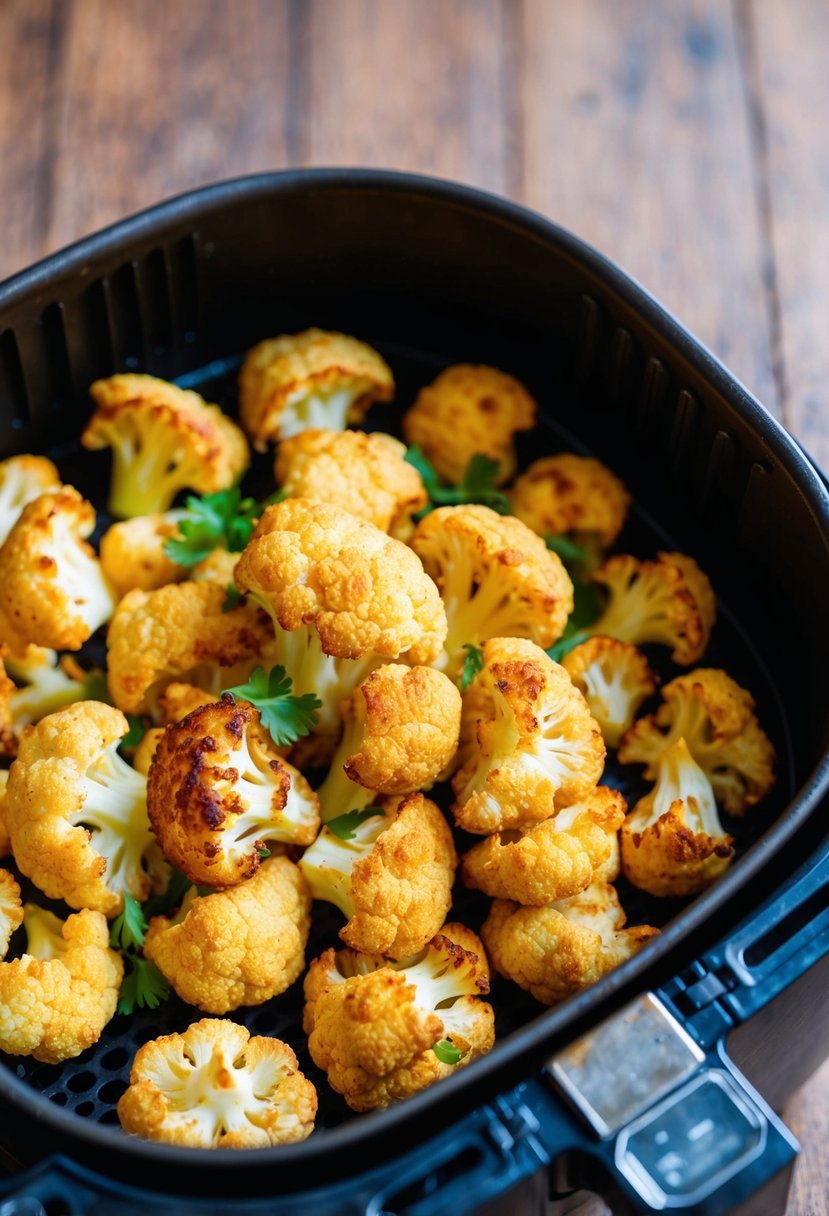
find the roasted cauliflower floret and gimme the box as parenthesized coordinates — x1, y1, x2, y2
(0, 488, 116, 651)
(117, 1018, 317, 1147)
(461, 785, 625, 905)
(303, 925, 494, 1111)
(0, 773, 10, 858)
(0, 654, 13, 755)
(4, 701, 157, 916)
(411, 505, 573, 673)
(0, 904, 123, 1062)
(3, 651, 90, 754)
(275, 427, 427, 540)
(148, 699, 320, 887)
(0, 454, 61, 545)
(587, 552, 715, 665)
(403, 364, 536, 486)
(510, 453, 630, 555)
(619, 668, 775, 815)
(100, 511, 188, 597)
(240, 327, 395, 450)
(315, 665, 462, 822)
(562, 637, 657, 749)
(451, 638, 605, 834)
(300, 794, 457, 957)
(0, 868, 22, 957)
(144, 855, 311, 1013)
(483, 881, 659, 1006)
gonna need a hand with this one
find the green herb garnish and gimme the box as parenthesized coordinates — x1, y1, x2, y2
(81, 669, 111, 703)
(163, 487, 262, 566)
(222, 584, 243, 613)
(405, 447, 512, 516)
(546, 533, 592, 568)
(460, 643, 485, 691)
(117, 956, 170, 1015)
(222, 665, 321, 747)
(326, 808, 384, 841)
(433, 1039, 464, 1065)
(109, 893, 148, 952)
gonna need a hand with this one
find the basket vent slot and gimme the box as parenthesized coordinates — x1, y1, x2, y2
(167, 232, 200, 351)
(607, 326, 634, 405)
(637, 356, 670, 432)
(700, 428, 740, 520)
(578, 294, 601, 377)
(109, 260, 145, 369)
(0, 328, 30, 434)
(40, 302, 74, 412)
(135, 246, 174, 367)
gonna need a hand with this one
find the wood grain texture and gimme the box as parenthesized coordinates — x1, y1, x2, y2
(785, 1057, 829, 1216)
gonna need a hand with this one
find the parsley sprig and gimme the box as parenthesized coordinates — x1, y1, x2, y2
(109, 893, 170, 1015)
(460, 643, 484, 691)
(545, 537, 603, 663)
(164, 487, 284, 567)
(222, 665, 321, 747)
(405, 447, 512, 516)
(326, 808, 383, 841)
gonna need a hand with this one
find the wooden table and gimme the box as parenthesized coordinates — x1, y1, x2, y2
(1, 1, 826, 1211)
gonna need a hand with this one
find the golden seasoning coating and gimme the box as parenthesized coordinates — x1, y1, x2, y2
(0, 868, 22, 957)
(411, 504, 573, 671)
(619, 668, 775, 815)
(482, 881, 659, 1006)
(117, 1018, 317, 1147)
(275, 428, 428, 539)
(0, 905, 123, 1062)
(0, 772, 10, 858)
(100, 512, 187, 598)
(452, 638, 605, 834)
(106, 581, 271, 715)
(510, 453, 630, 550)
(461, 785, 625, 906)
(562, 637, 657, 749)
(403, 364, 536, 485)
(144, 856, 311, 1013)
(0, 488, 116, 651)
(0, 653, 14, 756)
(158, 681, 220, 724)
(82, 374, 249, 518)
(148, 699, 320, 887)
(0, 454, 61, 546)
(240, 328, 395, 451)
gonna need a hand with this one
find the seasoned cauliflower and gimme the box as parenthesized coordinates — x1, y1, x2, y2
(0, 654, 13, 755)
(0, 772, 10, 858)
(299, 794, 457, 957)
(0, 488, 116, 651)
(0, 454, 61, 545)
(0, 904, 123, 1062)
(275, 427, 427, 539)
(402, 364, 536, 485)
(100, 511, 188, 597)
(619, 668, 775, 815)
(562, 637, 657, 749)
(4, 651, 89, 753)
(148, 699, 319, 887)
(622, 738, 734, 896)
(4, 701, 157, 916)
(303, 925, 494, 1111)
(461, 785, 625, 905)
(411, 504, 573, 673)
(240, 327, 395, 450)
(0, 868, 22, 956)
(315, 665, 462, 822)
(144, 855, 311, 1013)
(587, 552, 716, 665)
(451, 638, 605, 834)
(510, 453, 630, 555)
(117, 1018, 317, 1147)
(483, 881, 659, 1005)
(82, 374, 249, 518)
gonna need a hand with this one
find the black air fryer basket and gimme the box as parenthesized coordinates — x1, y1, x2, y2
(0, 172, 828, 1216)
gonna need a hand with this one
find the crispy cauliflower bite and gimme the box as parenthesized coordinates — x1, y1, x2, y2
(100, 511, 188, 597)
(144, 856, 311, 1013)
(483, 881, 659, 1006)
(0, 654, 13, 755)
(0, 488, 116, 651)
(510, 453, 630, 553)
(0, 868, 22, 956)
(3, 652, 89, 753)
(403, 364, 536, 486)
(461, 785, 625, 905)
(4, 701, 155, 916)
(0, 773, 10, 858)
(0, 454, 61, 545)
(562, 637, 657, 749)
(303, 925, 494, 1111)
(117, 1018, 317, 1147)
(148, 699, 320, 887)
(300, 794, 457, 957)
(619, 669, 775, 815)
(275, 428, 428, 539)
(82, 374, 249, 519)
(0, 904, 123, 1062)
(452, 638, 605, 834)
(240, 328, 395, 450)
(411, 505, 573, 671)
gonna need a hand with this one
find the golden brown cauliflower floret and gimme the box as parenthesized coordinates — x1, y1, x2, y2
(303, 925, 494, 1111)
(117, 1018, 317, 1147)
(510, 453, 630, 555)
(240, 327, 395, 451)
(3, 651, 90, 756)
(411, 504, 573, 673)
(300, 794, 457, 958)
(315, 664, 462, 822)
(82, 374, 249, 519)
(4, 701, 157, 916)
(0, 488, 116, 651)
(562, 637, 657, 749)
(0, 654, 14, 755)
(0, 772, 10, 858)
(100, 511, 188, 598)
(0, 868, 22, 957)
(144, 855, 311, 1013)
(0, 454, 61, 546)
(106, 581, 271, 715)
(0, 904, 123, 1062)
(403, 364, 536, 486)
(619, 668, 775, 815)
(587, 552, 716, 665)
(461, 785, 625, 905)
(483, 881, 659, 1006)
(275, 427, 427, 540)
(148, 699, 320, 888)
(452, 638, 605, 834)
(622, 738, 734, 897)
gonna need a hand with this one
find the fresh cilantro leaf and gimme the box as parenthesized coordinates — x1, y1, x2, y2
(81, 669, 111, 703)
(460, 643, 484, 691)
(257, 847, 271, 859)
(109, 893, 148, 952)
(546, 533, 592, 568)
(404, 445, 442, 499)
(141, 868, 193, 920)
(117, 956, 170, 1015)
(546, 627, 589, 664)
(570, 576, 602, 632)
(222, 665, 321, 747)
(405, 447, 512, 516)
(222, 584, 243, 613)
(119, 714, 146, 752)
(326, 808, 384, 841)
(164, 487, 262, 566)
(433, 1039, 464, 1065)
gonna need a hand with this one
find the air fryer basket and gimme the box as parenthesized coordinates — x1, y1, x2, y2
(0, 172, 827, 1216)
